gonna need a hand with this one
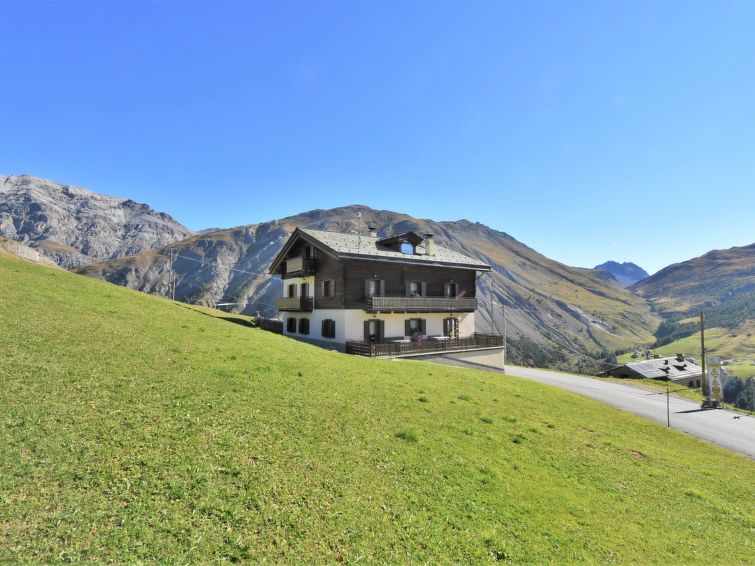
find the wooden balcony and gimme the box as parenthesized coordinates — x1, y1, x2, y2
(346, 333, 503, 357)
(284, 256, 318, 276)
(365, 295, 477, 313)
(275, 296, 314, 312)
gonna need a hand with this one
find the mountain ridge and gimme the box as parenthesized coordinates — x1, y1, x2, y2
(630, 243, 755, 314)
(79, 203, 660, 369)
(0, 174, 193, 268)
(594, 261, 648, 287)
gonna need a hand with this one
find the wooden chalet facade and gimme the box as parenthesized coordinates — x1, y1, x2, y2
(268, 228, 503, 357)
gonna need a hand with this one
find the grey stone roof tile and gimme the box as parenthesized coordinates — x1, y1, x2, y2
(300, 228, 489, 270)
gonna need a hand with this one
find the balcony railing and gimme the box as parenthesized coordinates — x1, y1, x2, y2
(366, 296, 477, 313)
(275, 296, 314, 312)
(284, 256, 318, 276)
(346, 333, 503, 357)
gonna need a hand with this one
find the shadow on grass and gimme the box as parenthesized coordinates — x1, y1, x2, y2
(181, 304, 255, 328)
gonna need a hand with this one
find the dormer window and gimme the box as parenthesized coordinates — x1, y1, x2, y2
(400, 240, 414, 255)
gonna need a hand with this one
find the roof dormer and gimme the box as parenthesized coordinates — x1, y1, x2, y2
(375, 231, 424, 254)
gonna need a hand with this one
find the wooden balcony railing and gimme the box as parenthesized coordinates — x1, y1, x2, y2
(275, 296, 314, 312)
(366, 296, 477, 313)
(285, 256, 318, 276)
(346, 333, 503, 357)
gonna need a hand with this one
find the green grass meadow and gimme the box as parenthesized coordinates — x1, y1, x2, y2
(1, 255, 754, 563)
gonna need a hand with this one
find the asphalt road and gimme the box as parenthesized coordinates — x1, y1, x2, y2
(504, 365, 755, 460)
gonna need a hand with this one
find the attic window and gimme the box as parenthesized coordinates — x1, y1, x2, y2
(400, 240, 414, 254)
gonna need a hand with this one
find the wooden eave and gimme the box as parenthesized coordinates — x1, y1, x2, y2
(267, 228, 340, 274)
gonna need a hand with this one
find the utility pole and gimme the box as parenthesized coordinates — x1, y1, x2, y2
(666, 386, 670, 427)
(700, 309, 707, 398)
(169, 248, 176, 301)
(502, 302, 507, 368)
(168, 248, 173, 300)
(489, 299, 496, 334)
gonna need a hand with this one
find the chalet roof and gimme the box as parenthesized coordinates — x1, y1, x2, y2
(601, 357, 703, 382)
(269, 228, 490, 273)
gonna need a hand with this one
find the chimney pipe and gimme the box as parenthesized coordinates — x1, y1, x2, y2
(424, 233, 436, 256)
(367, 225, 377, 238)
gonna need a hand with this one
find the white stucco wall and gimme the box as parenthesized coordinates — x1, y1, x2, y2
(343, 310, 476, 341)
(282, 308, 477, 344)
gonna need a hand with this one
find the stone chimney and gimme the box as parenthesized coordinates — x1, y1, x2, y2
(424, 233, 436, 256)
(367, 225, 377, 238)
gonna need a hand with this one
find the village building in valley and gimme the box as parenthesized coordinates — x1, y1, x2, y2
(599, 354, 704, 388)
(268, 227, 504, 366)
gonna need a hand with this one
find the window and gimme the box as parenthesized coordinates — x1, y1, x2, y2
(286, 317, 296, 333)
(365, 279, 383, 298)
(322, 319, 336, 339)
(288, 283, 297, 298)
(408, 281, 425, 297)
(300, 282, 309, 297)
(445, 282, 458, 298)
(365, 319, 384, 343)
(298, 318, 310, 335)
(405, 318, 426, 340)
(444, 317, 459, 338)
(322, 280, 334, 298)
(400, 240, 414, 254)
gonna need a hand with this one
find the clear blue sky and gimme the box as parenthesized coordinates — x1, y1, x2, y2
(1, 1, 753, 274)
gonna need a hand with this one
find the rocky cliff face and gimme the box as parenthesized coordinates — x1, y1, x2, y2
(0, 175, 193, 268)
(594, 261, 649, 287)
(79, 205, 660, 366)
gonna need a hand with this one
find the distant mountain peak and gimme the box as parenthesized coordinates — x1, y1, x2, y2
(594, 261, 649, 288)
(0, 174, 193, 269)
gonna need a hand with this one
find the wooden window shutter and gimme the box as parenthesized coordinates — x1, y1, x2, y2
(330, 280, 335, 298)
(322, 319, 327, 337)
(405, 281, 412, 297)
(378, 320, 385, 342)
(443, 317, 450, 336)
(421, 282, 427, 297)
(379, 280, 385, 297)
(420, 319, 427, 335)
(364, 279, 371, 300)
(364, 320, 370, 342)
(405, 319, 411, 336)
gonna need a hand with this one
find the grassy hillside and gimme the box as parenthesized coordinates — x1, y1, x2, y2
(631, 243, 755, 314)
(1, 256, 753, 563)
(619, 321, 755, 380)
(79, 205, 661, 369)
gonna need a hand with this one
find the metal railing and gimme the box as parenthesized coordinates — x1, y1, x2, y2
(275, 296, 314, 311)
(346, 333, 503, 357)
(366, 295, 477, 312)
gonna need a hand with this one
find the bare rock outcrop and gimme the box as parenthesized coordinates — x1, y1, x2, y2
(0, 174, 193, 268)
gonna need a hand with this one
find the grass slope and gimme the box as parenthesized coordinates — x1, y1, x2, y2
(1, 256, 754, 563)
(619, 322, 755, 380)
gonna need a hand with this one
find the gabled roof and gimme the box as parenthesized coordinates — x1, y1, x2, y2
(269, 228, 490, 273)
(601, 357, 703, 381)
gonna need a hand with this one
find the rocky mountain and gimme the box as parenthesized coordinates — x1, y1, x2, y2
(0, 175, 193, 268)
(630, 243, 755, 315)
(79, 205, 661, 368)
(594, 261, 649, 287)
